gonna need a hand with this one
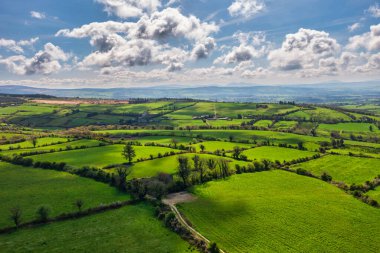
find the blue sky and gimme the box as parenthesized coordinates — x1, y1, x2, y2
(0, 0, 379, 87)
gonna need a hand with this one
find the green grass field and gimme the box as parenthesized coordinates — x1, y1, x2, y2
(0, 203, 195, 253)
(291, 155, 380, 185)
(240, 146, 317, 162)
(0, 139, 103, 156)
(178, 171, 380, 253)
(0, 162, 128, 228)
(192, 141, 253, 152)
(166, 102, 298, 120)
(133, 135, 193, 145)
(253, 120, 272, 128)
(318, 123, 379, 133)
(30, 145, 178, 169)
(272, 120, 298, 130)
(0, 137, 68, 151)
(366, 187, 380, 203)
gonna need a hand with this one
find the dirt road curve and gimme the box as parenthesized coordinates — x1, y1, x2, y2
(162, 192, 226, 253)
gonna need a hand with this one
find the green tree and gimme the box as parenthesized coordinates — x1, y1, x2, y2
(178, 156, 191, 186)
(199, 144, 205, 152)
(9, 206, 22, 228)
(232, 146, 242, 159)
(122, 143, 136, 164)
(321, 172, 332, 182)
(36, 206, 50, 222)
(30, 136, 38, 148)
(208, 242, 220, 253)
(116, 166, 131, 191)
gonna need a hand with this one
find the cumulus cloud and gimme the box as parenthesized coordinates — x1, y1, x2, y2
(228, 0, 265, 19)
(95, 0, 161, 18)
(346, 23, 380, 51)
(129, 8, 218, 41)
(0, 43, 69, 75)
(215, 32, 269, 64)
(368, 4, 380, 18)
(268, 28, 340, 71)
(56, 7, 219, 72)
(191, 37, 216, 60)
(30, 11, 46, 19)
(0, 37, 39, 53)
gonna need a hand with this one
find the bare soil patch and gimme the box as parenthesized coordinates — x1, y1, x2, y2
(162, 192, 197, 205)
(31, 99, 129, 105)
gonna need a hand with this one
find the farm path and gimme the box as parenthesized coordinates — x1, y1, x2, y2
(163, 192, 226, 253)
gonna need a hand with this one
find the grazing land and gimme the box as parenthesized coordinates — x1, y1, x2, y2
(291, 155, 380, 185)
(0, 162, 127, 228)
(178, 171, 380, 253)
(0, 203, 195, 253)
(240, 146, 317, 162)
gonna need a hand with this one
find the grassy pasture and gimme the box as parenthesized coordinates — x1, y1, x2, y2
(132, 135, 193, 145)
(272, 120, 298, 130)
(0, 203, 195, 253)
(95, 129, 330, 147)
(126, 153, 249, 179)
(253, 120, 272, 128)
(0, 162, 127, 228)
(30, 144, 178, 168)
(318, 123, 379, 133)
(166, 102, 298, 119)
(240, 146, 317, 162)
(286, 107, 352, 122)
(291, 155, 380, 185)
(366, 187, 380, 203)
(0, 103, 59, 116)
(178, 171, 380, 253)
(192, 141, 253, 153)
(0, 137, 68, 151)
(0, 139, 103, 156)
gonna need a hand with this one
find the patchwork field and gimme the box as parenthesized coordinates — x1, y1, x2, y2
(291, 155, 380, 185)
(0, 137, 68, 150)
(0, 203, 195, 253)
(0, 139, 103, 156)
(0, 162, 127, 228)
(0, 98, 379, 253)
(29, 145, 178, 169)
(191, 141, 253, 152)
(240, 146, 317, 162)
(178, 171, 380, 253)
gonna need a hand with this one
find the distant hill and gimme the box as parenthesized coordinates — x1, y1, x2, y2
(0, 82, 379, 103)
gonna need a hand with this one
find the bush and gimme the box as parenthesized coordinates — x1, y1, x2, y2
(321, 172, 332, 182)
(36, 205, 50, 222)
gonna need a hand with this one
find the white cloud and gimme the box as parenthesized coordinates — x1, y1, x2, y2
(30, 11, 46, 19)
(215, 32, 269, 64)
(368, 4, 380, 18)
(228, 0, 265, 19)
(0, 37, 39, 53)
(95, 0, 161, 18)
(268, 28, 340, 71)
(348, 22, 361, 32)
(0, 43, 69, 75)
(56, 7, 219, 72)
(191, 37, 216, 60)
(346, 23, 380, 51)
